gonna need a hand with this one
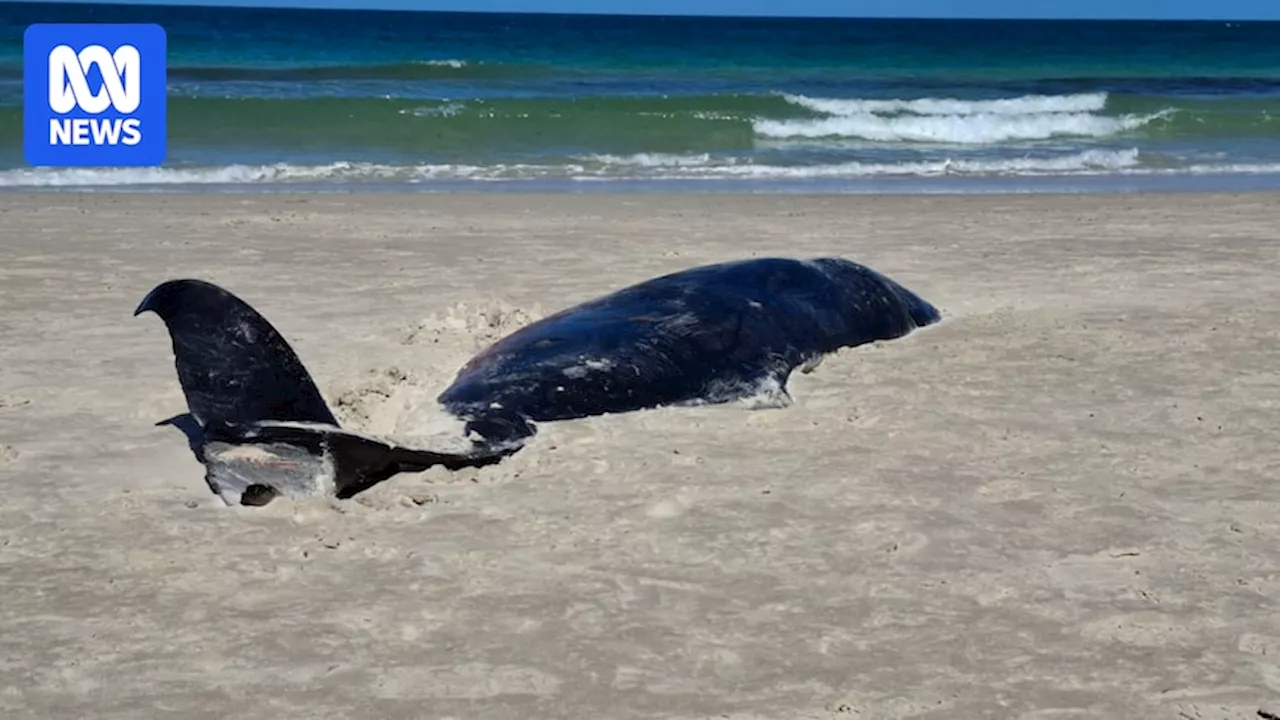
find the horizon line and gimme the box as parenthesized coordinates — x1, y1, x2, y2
(11, 0, 1280, 23)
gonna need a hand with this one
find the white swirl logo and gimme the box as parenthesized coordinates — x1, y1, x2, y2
(47, 43, 141, 115)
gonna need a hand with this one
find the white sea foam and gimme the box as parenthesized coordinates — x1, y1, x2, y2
(0, 162, 387, 186)
(415, 59, 468, 68)
(758, 92, 1172, 144)
(756, 109, 1171, 144)
(783, 92, 1110, 117)
(5, 151, 1280, 187)
(653, 149, 1144, 178)
(580, 152, 716, 167)
(405, 102, 466, 117)
(0, 162, 488, 187)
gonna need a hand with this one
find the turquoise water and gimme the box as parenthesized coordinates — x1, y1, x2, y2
(3, 2, 1280, 191)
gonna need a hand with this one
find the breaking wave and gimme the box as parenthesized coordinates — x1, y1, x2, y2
(756, 92, 1174, 144)
(783, 92, 1111, 117)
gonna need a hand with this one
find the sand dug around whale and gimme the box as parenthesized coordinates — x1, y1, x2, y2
(324, 299, 547, 453)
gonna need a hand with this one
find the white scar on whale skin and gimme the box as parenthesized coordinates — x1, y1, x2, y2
(562, 357, 616, 379)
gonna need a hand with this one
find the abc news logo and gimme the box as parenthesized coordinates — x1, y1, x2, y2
(24, 23, 167, 167)
(48, 44, 144, 147)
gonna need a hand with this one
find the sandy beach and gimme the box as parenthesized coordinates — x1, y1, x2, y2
(1, 190, 1278, 719)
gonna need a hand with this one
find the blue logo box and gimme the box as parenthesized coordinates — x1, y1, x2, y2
(24, 23, 167, 167)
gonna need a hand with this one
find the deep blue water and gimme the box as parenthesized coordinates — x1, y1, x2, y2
(3, 2, 1280, 191)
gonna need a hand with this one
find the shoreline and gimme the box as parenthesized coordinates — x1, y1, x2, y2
(5, 182, 1280, 195)
(3, 170, 1280, 195)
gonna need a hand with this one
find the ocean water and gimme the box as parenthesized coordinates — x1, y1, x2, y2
(3, 2, 1280, 192)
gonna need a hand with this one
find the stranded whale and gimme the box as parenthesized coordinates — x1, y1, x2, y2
(135, 257, 941, 505)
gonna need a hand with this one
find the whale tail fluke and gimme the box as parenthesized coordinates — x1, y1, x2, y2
(134, 278, 339, 430)
(136, 279, 517, 506)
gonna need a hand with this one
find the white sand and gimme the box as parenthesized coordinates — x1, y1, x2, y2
(1, 191, 1278, 719)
